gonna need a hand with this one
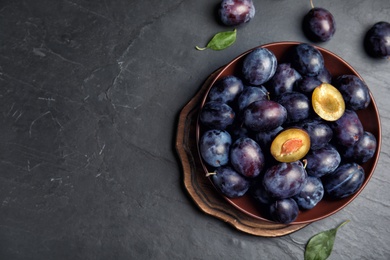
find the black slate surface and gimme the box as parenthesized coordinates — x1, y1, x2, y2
(1, 0, 389, 259)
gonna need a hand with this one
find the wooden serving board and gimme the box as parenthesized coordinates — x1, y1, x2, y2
(175, 69, 309, 237)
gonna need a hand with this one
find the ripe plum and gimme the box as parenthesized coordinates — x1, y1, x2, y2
(276, 91, 311, 124)
(242, 47, 277, 85)
(263, 161, 307, 199)
(268, 63, 302, 96)
(208, 75, 244, 104)
(230, 137, 265, 178)
(303, 5, 336, 42)
(364, 21, 390, 59)
(218, 0, 256, 26)
(322, 163, 365, 199)
(342, 131, 377, 164)
(333, 75, 371, 111)
(305, 144, 341, 178)
(269, 198, 299, 224)
(293, 176, 324, 209)
(243, 100, 287, 131)
(200, 101, 235, 130)
(237, 85, 268, 111)
(211, 166, 250, 198)
(200, 129, 232, 167)
(330, 109, 363, 147)
(297, 119, 333, 150)
(291, 43, 324, 76)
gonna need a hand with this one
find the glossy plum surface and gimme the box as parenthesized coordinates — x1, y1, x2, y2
(199, 101, 235, 130)
(218, 0, 256, 26)
(305, 144, 341, 178)
(263, 161, 307, 199)
(333, 75, 371, 111)
(208, 75, 244, 104)
(211, 166, 250, 198)
(291, 43, 324, 76)
(243, 100, 287, 131)
(269, 198, 299, 224)
(199, 129, 232, 167)
(242, 47, 277, 85)
(293, 176, 324, 210)
(322, 163, 365, 199)
(303, 7, 336, 42)
(364, 21, 390, 58)
(230, 137, 265, 178)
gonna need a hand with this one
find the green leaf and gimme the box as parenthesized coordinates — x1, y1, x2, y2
(304, 220, 350, 260)
(196, 29, 237, 51)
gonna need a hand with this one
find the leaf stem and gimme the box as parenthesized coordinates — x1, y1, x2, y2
(310, 0, 314, 9)
(195, 46, 207, 51)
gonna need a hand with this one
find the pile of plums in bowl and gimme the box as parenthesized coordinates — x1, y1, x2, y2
(196, 42, 381, 224)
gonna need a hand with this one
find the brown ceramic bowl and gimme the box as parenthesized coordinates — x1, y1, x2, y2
(196, 41, 381, 224)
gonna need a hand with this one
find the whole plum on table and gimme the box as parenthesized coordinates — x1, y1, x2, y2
(218, 0, 255, 26)
(302, 1, 336, 42)
(364, 21, 390, 59)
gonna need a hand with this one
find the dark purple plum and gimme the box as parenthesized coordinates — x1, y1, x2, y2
(322, 163, 365, 199)
(293, 176, 324, 209)
(211, 166, 250, 198)
(305, 144, 341, 178)
(333, 75, 371, 111)
(218, 0, 255, 26)
(263, 161, 307, 199)
(298, 76, 322, 94)
(269, 198, 299, 224)
(237, 85, 269, 111)
(242, 47, 277, 85)
(342, 131, 377, 164)
(230, 137, 265, 178)
(303, 6, 336, 42)
(291, 43, 324, 76)
(330, 109, 363, 147)
(200, 101, 235, 130)
(243, 100, 287, 131)
(268, 63, 302, 96)
(364, 21, 390, 59)
(208, 75, 244, 104)
(297, 119, 333, 150)
(276, 91, 311, 124)
(200, 129, 232, 167)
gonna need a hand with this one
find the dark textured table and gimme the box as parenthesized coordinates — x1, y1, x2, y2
(1, 1, 389, 259)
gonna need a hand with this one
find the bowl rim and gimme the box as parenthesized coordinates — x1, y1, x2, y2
(196, 41, 382, 225)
